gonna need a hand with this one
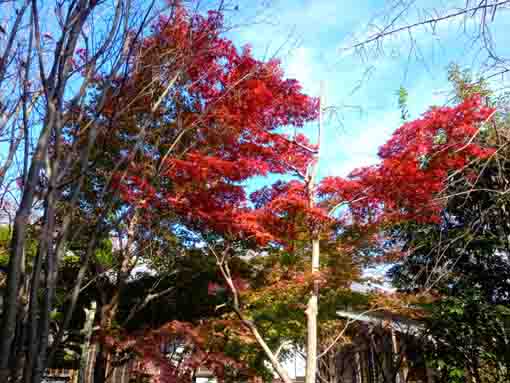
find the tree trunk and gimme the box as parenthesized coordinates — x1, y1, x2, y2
(23, 245, 45, 383)
(48, 235, 97, 365)
(32, 135, 61, 383)
(11, 308, 28, 383)
(0, 215, 30, 381)
(305, 81, 324, 383)
(391, 329, 400, 383)
(305, 239, 320, 383)
(328, 351, 337, 383)
(93, 343, 108, 383)
(79, 302, 96, 383)
(0, 95, 58, 381)
(354, 352, 362, 383)
(92, 212, 136, 383)
(93, 297, 121, 383)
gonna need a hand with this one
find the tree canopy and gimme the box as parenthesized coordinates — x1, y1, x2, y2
(0, 1, 509, 383)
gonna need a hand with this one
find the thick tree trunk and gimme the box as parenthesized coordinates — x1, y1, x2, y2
(93, 342, 108, 383)
(0, 214, 30, 381)
(11, 308, 28, 383)
(93, 297, 121, 383)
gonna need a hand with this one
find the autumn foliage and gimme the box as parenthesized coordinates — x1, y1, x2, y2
(104, 7, 318, 245)
(92, 5, 318, 382)
(107, 7, 496, 253)
(95, 5, 499, 383)
(95, 319, 258, 383)
(319, 95, 496, 224)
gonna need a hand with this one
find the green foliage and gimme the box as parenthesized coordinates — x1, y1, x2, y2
(94, 238, 114, 267)
(396, 85, 410, 122)
(447, 63, 491, 102)
(0, 225, 39, 269)
(61, 252, 80, 267)
(0, 225, 11, 267)
(426, 289, 510, 382)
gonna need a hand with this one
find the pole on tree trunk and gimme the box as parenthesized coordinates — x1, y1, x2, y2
(305, 81, 324, 383)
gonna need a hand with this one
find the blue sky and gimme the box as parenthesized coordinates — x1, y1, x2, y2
(225, 0, 510, 180)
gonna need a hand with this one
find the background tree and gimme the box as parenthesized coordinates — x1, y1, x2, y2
(388, 65, 510, 382)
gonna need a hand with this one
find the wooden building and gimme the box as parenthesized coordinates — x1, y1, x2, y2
(333, 309, 436, 383)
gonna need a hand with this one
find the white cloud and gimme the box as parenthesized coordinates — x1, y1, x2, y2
(345, 111, 400, 155)
(283, 46, 318, 94)
(320, 109, 400, 177)
(319, 75, 453, 179)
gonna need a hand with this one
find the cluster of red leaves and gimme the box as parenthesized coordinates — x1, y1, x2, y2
(249, 179, 333, 246)
(263, 267, 328, 292)
(97, 320, 253, 383)
(108, 6, 318, 243)
(319, 95, 496, 224)
(244, 96, 496, 253)
(183, 95, 496, 260)
(111, 173, 157, 210)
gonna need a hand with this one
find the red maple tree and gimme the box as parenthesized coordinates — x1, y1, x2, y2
(90, 5, 317, 383)
(97, 6, 497, 383)
(107, 8, 318, 242)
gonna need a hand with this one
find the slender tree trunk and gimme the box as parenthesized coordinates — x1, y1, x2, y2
(391, 329, 400, 383)
(328, 351, 337, 383)
(32, 185, 58, 383)
(0, 95, 58, 381)
(305, 239, 320, 383)
(93, 210, 138, 383)
(305, 81, 324, 383)
(237, 311, 294, 383)
(213, 247, 293, 383)
(23, 245, 45, 383)
(47, 234, 98, 366)
(355, 352, 362, 383)
(78, 302, 96, 383)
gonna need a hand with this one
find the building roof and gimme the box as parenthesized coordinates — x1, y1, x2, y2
(336, 308, 425, 336)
